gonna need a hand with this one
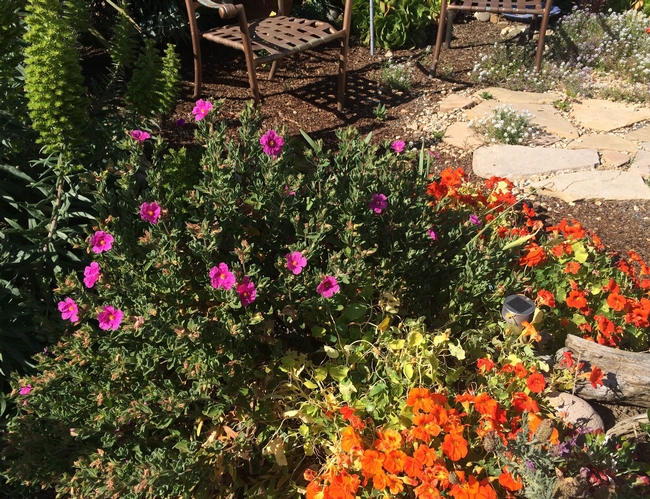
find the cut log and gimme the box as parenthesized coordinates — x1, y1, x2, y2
(564, 334, 650, 408)
(606, 413, 649, 440)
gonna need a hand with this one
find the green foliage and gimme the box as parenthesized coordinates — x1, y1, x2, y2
(23, 0, 90, 156)
(109, 1, 137, 69)
(158, 44, 181, 115)
(352, 0, 435, 49)
(380, 58, 413, 92)
(469, 105, 538, 145)
(373, 102, 388, 121)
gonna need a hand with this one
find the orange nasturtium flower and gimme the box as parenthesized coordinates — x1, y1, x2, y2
(536, 289, 556, 308)
(526, 372, 546, 394)
(566, 290, 587, 309)
(374, 428, 402, 453)
(564, 261, 581, 274)
(519, 242, 547, 267)
(340, 426, 363, 452)
(498, 469, 524, 491)
(588, 366, 604, 389)
(607, 292, 627, 312)
(476, 357, 495, 373)
(441, 432, 468, 462)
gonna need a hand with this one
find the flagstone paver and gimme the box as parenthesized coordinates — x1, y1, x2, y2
(442, 122, 485, 149)
(570, 99, 650, 132)
(566, 134, 638, 153)
(473, 145, 599, 181)
(473, 87, 564, 105)
(466, 101, 579, 139)
(629, 151, 650, 177)
(600, 150, 630, 168)
(642, 142, 650, 151)
(439, 94, 475, 113)
(625, 125, 650, 142)
(530, 171, 650, 202)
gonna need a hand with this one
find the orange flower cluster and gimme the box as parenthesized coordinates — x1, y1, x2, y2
(305, 387, 558, 499)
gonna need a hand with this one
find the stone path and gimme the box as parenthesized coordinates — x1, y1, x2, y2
(436, 87, 650, 202)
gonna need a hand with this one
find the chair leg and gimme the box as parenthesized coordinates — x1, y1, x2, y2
(337, 34, 349, 112)
(193, 45, 203, 99)
(431, 4, 448, 76)
(235, 7, 261, 105)
(535, 13, 551, 72)
(445, 11, 455, 49)
(269, 60, 279, 80)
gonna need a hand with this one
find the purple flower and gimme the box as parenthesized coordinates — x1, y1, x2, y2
(58, 297, 79, 322)
(391, 140, 405, 153)
(260, 129, 284, 158)
(369, 193, 388, 214)
(428, 227, 438, 240)
(83, 262, 101, 288)
(97, 305, 124, 331)
(89, 231, 114, 253)
(237, 276, 257, 307)
(192, 99, 213, 121)
(176, 118, 185, 127)
(19, 384, 32, 396)
(429, 150, 440, 159)
(469, 214, 482, 226)
(209, 263, 236, 290)
(317, 276, 339, 298)
(139, 201, 161, 224)
(129, 130, 150, 142)
(286, 251, 307, 275)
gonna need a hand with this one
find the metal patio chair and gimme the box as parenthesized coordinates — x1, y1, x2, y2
(430, 0, 554, 76)
(185, 0, 353, 111)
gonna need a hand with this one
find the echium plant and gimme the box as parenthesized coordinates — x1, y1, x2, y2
(108, 0, 137, 69)
(23, 0, 90, 156)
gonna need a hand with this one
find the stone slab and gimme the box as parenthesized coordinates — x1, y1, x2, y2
(443, 121, 485, 150)
(600, 150, 630, 168)
(629, 150, 650, 177)
(547, 392, 604, 431)
(473, 145, 599, 181)
(641, 142, 650, 151)
(467, 101, 579, 138)
(626, 125, 650, 142)
(570, 99, 650, 132)
(439, 94, 475, 113)
(567, 134, 638, 153)
(530, 170, 650, 202)
(474, 87, 564, 105)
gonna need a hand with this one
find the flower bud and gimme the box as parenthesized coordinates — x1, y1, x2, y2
(482, 431, 500, 453)
(534, 419, 554, 443)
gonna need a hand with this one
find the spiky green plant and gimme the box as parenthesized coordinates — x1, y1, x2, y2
(109, 1, 137, 69)
(23, 0, 90, 156)
(158, 43, 181, 114)
(125, 39, 162, 118)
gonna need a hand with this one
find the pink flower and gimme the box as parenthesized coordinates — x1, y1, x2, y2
(317, 276, 339, 298)
(140, 201, 161, 224)
(97, 305, 123, 331)
(83, 262, 101, 288)
(19, 384, 32, 396)
(391, 140, 405, 153)
(209, 263, 236, 290)
(192, 99, 213, 121)
(369, 193, 388, 214)
(237, 276, 257, 307)
(260, 129, 284, 158)
(469, 214, 482, 226)
(58, 297, 79, 322)
(89, 231, 114, 253)
(129, 130, 150, 142)
(286, 251, 307, 275)
(428, 227, 438, 240)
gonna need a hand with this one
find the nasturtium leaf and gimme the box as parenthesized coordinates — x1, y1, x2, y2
(572, 242, 588, 263)
(344, 303, 367, 321)
(408, 331, 424, 347)
(506, 353, 521, 365)
(433, 331, 449, 346)
(369, 382, 387, 397)
(388, 339, 405, 350)
(324, 345, 339, 359)
(339, 379, 357, 396)
(448, 342, 466, 360)
(311, 326, 325, 338)
(329, 365, 349, 381)
(377, 316, 391, 332)
(531, 308, 544, 324)
(403, 363, 414, 379)
(313, 367, 328, 381)
(303, 380, 318, 390)
(590, 285, 602, 295)
(299, 424, 309, 437)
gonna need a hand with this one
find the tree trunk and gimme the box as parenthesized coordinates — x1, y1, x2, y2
(564, 334, 650, 408)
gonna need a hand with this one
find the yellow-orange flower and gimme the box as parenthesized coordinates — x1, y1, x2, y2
(441, 432, 468, 462)
(374, 427, 402, 453)
(340, 425, 363, 452)
(498, 469, 523, 491)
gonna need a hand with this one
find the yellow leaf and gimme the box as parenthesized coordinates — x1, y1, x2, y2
(264, 437, 288, 466)
(377, 316, 391, 332)
(403, 364, 414, 379)
(506, 353, 521, 365)
(196, 419, 204, 437)
(433, 330, 450, 346)
(408, 331, 424, 347)
(448, 342, 466, 360)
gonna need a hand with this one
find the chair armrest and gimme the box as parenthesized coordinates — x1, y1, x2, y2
(196, 0, 240, 19)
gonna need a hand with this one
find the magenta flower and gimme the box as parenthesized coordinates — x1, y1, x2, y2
(89, 231, 114, 253)
(83, 262, 101, 288)
(58, 297, 79, 322)
(369, 193, 388, 214)
(260, 129, 284, 158)
(428, 227, 438, 240)
(469, 214, 482, 226)
(237, 276, 257, 307)
(286, 251, 307, 275)
(391, 140, 405, 153)
(129, 130, 150, 142)
(140, 201, 161, 224)
(192, 99, 213, 121)
(317, 276, 340, 298)
(429, 150, 440, 159)
(19, 385, 32, 395)
(209, 263, 236, 290)
(97, 305, 124, 331)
